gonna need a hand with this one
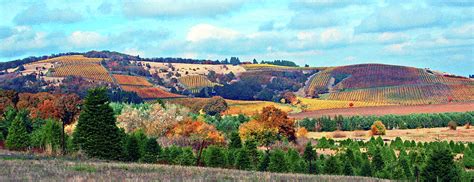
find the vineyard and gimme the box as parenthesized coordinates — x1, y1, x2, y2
(298, 97, 391, 111)
(39, 55, 103, 65)
(52, 64, 113, 82)
(305, 68, 333, 97)
(113, 74, 152, 87)
(326, 84, 474, 105)
(121, 85, 184, 99)
(178, 75, 219, 93)
(242, 64, 323, 71)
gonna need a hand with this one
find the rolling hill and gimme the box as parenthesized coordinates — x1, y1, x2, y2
(0, 51, 472, 111)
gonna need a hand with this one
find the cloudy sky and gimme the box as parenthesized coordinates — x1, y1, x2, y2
(0, 0, 473, 75)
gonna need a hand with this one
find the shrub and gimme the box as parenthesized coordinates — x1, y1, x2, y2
(140, 138, 161, 163)
(268, 149, 288, 172)
(465, 123, 471, 129)
(448, 121, 457, 130)
(370, 121, 386, 135)
(203, 96, 228, 116)
(126, 135, 140, 162)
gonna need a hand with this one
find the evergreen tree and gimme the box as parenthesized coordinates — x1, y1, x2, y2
(175, 147, 195, 166)
(132, 129, 148, 157)
(286, 148, 302, 173)
(72, 87, 124, 160)
(258, 151, 270, 171)
(421, 148, 461, 182)
(235, 148, 251, 170)
(5, 112, 30, 150)
(371, 147, 385, 171)
(360, 159, 373, 177)
(323, 156, 341, 174)
(343, 161, 354, 176)
(228, 132, 242, 149)
(204, 145, 225, 168)
(140, 138, 161, 163)
(268, 149, 288, 172)
(126, 135, 140, 162)
(303, 142, 317, 174)
(225, 149, 237, 168)
(244, 140, 259, 168)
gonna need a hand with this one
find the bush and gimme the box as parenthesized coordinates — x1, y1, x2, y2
(30, 119, 62, 152)
(140, 138, 161, 163)
(203, 96, 228, 116)
(448, 121, 457, 130)
(370, 121, 386, 135)
(466, 123, 471, 129)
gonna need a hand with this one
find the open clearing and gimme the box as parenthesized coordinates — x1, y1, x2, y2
(0, 150, 386, 182)
(290, 102, 474, 119)
(308, 127, 474, 142)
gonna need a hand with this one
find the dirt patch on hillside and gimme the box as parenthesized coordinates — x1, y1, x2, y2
(290, 102, 474, 119)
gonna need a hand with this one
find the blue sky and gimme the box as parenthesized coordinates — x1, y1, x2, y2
(0, 0, 473, 75)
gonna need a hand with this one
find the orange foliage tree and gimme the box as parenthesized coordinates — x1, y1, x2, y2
(166, 118, 225, 166)
(239, 106, 296, 145)
(370, 120, 386, 135)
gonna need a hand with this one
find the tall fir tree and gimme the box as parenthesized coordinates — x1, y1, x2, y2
(204, 145, 225, 168)
(360, 159, 373, 177)
(343, 161, 354, 176)
(235, 148, 251, 170)
(421, 148, 461, 181)
(126, 134, 140, 162)
(258, 151, 270, 171)
(371, 147, 385, 171)
(323, 156, 341, 174)
(140, 137, 161, 163)
(5, 112, 30, 150)
(303, 142, 318, 174)
(72, 87, 124, 160)
(228, 132, 242, 149)
(268, 149, 287, 172)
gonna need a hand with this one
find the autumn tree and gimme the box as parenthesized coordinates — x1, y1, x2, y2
(72, 87, 124, 160)
(371, 120, 386, 135)
(202, 96, 228, 116)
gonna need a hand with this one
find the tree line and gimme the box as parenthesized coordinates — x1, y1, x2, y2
(298, 112, 474, 132)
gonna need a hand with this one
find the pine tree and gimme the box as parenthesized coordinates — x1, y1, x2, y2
(72, 87, 124, 160)
(235, 148, 251, 170)
(244, 140, 259, 168)
(258, 151, 270, 171)
(343, 161, 354, 176)
(126, 135, 140, 162)
(228, 132, 242, 149)
(204, 145, 225, 168)
(286, 148, 302, 173)
(303, 142, 317, 174)
(268, 149, 287, 172)
(323, 156, 341, 174)
(5, 112, 30, 150)
(371, 147, 385, 171)
(360, 159, 373, 177)
(175, 147, 195, 166)
(140, 138, 161, 163)
(421, 148, 461, 181)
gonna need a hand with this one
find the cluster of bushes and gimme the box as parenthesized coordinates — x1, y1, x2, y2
(298, 112, 474, 132)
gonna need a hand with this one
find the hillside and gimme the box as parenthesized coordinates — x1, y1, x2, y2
(0, 51, 473, 110)
(306, 64, 474, 105)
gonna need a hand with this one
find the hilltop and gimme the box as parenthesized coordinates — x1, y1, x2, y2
(0, 51, 473, 114)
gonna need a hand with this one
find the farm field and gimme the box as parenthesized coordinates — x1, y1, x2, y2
(307, 127, 474, 143)
(290, 102, 474, 119)
(52, 64, 113, 82)
(178, 75, 219, 91)
(113, 74, 152, 86)
(298, 97, 391, 111)
(121, 86, 184, 99)
(0, 150, 385, 182)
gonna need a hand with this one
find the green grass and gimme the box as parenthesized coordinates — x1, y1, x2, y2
(69, 164, 97, 173)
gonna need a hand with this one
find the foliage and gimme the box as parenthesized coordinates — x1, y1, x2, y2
(30, 119, 62, 152)
(202, 96, 228, 116)
(72, 87, 124, 160)
(203, 145, 225, 168)
(421, 147, 461, 181)
(5, 111, 30, 150)
(370, 121, 386, 135)
(126, 134, 141, 162)
(448, 121, 457, 130)
(166, 118, 225, 145)
(228, 132, 242, 149)
(268, 149, 288, 172)
(140, 138, 161, 163)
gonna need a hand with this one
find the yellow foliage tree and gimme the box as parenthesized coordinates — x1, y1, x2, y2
(370, 120, 386, 135)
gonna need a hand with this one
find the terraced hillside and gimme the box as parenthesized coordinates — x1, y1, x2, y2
(306, 64, 474, 105)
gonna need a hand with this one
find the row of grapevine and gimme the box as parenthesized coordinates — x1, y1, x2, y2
(39, 55, 103, 65)
(417, 69, 472, 85)
(178, 75, 219, 90)
(305, 69, 333, 96)
(52, 64, 113, 82)
(121, 85, 184, 99)
(113, 74, 153, 87)
(326, 84, 474, 105)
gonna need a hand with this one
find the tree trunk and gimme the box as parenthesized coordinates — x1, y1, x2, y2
(196, 140, 206, 166)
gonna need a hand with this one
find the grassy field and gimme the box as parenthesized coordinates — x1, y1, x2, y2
(307, 127, 474, 142)
(0, 150, 387, 182)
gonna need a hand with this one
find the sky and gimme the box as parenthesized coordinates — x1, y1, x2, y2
(0, 0, 473, 75)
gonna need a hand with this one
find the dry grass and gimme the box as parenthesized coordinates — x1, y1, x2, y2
(298, 97, 391, 111)
(308, 127, 474, 142)
(0, 150, 387, 182)
(332, 130, 347, 138)
(224, 99, 295, 115)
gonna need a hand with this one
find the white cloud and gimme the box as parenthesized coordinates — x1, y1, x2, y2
(68, 31, 108, 48)
(14, 3, 83, 25)
(123, 48, 145, 57)
(186, 24, 239, 42)
(122, 0, 246, 18)
(445, 24, 474, 39)
(320, 28, 343, 43)
(377, 32, 409, 44)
